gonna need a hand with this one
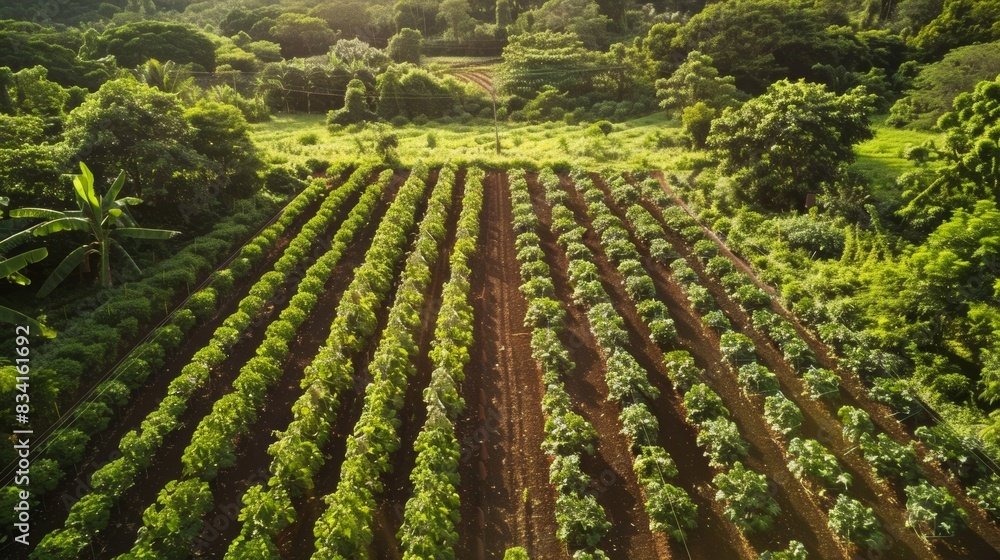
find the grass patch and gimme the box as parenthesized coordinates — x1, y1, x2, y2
(852, 119, 945, 185)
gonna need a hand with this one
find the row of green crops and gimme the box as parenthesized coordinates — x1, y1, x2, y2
(27, 174, 350, 558)
(223, 168, 408, 559)
(397, 168, 484, 559)
(311, 164, 458, 559)
(623, 175, 913, 549)
(638, 174, 972, 546)
(540, 169, 702, 544)
(108, 165, 379, 560)
(509, 170, 613, 559)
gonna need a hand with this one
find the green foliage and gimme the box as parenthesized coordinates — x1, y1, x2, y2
(904, 482, 966, 537)
(910, 0, 1000, 60)
(96, 21, 216, 71)
(387, 28, 423, 64)
(271, 13, 338, 59)
(516, 0, 611, 50)
(10, 162, 180, 294)
(504, 548, 531, 560)
(682, 102, 714, 149)
(555, 492, 611, 548)
(328, 79, 377, 126)
(760, 541, 808, 560)
(656, 51, 742, 112)
(801, 367, 840, 400)
(788, 438, 850, 492)
(713, 462, 781, 534)
(497, 31, 602, 100)
(888, 42, 1000, 129)
(828, 494, 888, 550)
(859, 433, 920, 484)
(709, 79, 876, 212)
(764, 393, 802, 438)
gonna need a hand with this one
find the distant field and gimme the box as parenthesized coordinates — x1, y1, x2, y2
(252, 111, 688, 170)
(852, 119, 945, 186)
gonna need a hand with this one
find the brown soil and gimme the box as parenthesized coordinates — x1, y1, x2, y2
(370, 168, 468, 559)
(190, 172, 402, 559)
(595, 178, 846, 558)
(652, 172, 1000, 559)
(455, 171, 567, 560)
(515, 172, 662, 560)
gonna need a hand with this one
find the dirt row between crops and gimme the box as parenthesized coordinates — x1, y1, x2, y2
(26, 171, 345, 550)
(651, 172, 1000, 559)
(454, 170, 564, 560)
(566, 173, 843, 559)
(370, 168, 469, 559)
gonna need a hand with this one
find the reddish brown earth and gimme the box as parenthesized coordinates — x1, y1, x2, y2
(456, 171, 567, 560)
(370, 169, 468, 560)
(651, 172, 1000, 559)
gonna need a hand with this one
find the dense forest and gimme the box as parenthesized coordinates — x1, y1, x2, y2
(2, 0, 1000, 558)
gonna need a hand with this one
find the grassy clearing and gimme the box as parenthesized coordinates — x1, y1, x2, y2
(251, 111, 688, 171)
(852, 119, 945, 185)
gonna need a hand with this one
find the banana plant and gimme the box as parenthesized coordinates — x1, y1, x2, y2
(0, 197, 53, 335)
(10, 162, 180, 296)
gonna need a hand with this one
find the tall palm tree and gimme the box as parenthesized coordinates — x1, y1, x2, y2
(10, 162, 180, 296)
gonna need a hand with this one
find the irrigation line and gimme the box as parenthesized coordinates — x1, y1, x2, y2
(0, 185, 324, 484)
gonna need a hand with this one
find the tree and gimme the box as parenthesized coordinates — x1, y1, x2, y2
(708, 79, 876, 212)
(183, 101, 263, 198)
(682, 102, 714, 149)
(132, 59, 192, 95)
(270, 13, 338, 59)
(522, 0, 611, 50)
(828, 494, 888, 550)
(95, 21, 216, 70)
(387, 28, 423, 64)
(9, 162, 179, 295)
(438, 0, 477, 40)
(0, 198, 52, 333)
(910, 0, 1000, 61)
(63, 78, 224, 226)
(887, 42, 1000, 130)
(328, 79, 377, 125)
(497, 31, 603, 100)
(656, 51, 742, 112)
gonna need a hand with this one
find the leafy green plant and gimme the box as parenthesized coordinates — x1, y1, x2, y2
(713, 462, 781, 534)
(828, 494, 888, 550)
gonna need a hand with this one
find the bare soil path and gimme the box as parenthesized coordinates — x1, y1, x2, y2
(456, 170, 567, 560)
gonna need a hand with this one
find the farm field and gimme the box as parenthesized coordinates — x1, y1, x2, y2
(11, 163, 999, 560)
